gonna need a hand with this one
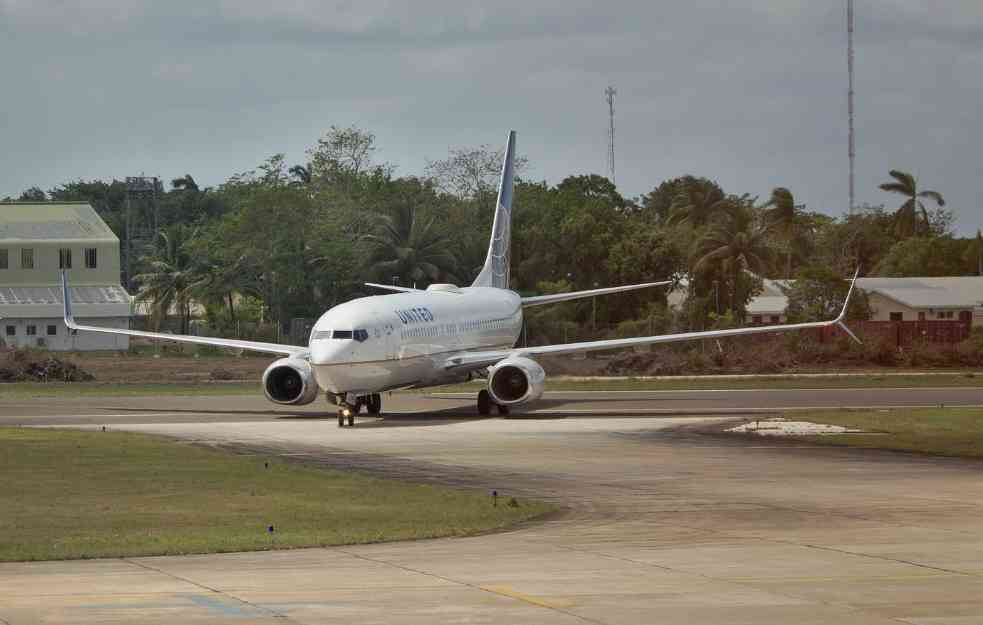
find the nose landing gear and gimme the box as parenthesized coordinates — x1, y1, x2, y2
(335, 393, 383, 427)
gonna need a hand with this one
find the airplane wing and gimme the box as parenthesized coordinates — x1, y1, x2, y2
(61, 271, 308, 357)
(364, 283, 420, 293)
(446, 271, 860, 370)
(521, 281, 671, 307)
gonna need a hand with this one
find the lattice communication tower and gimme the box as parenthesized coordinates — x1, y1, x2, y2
(605, 86, 617, 186)
(124, 176, 161, 290)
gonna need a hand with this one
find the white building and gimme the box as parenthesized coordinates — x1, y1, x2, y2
(667, 275, 983, 327)
(0, 202, 130, 350)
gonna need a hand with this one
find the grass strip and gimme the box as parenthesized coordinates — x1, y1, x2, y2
(796, 407, 983, 458)
(428, 373, 983, 393)
(0, 427, 554, 561)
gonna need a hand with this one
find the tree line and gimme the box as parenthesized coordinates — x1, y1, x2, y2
(5, 126, 982, 339)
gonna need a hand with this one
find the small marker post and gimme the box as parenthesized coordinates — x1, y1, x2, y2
(491, 490, 498, 507)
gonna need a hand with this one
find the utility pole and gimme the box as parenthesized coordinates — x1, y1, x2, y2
(605, 86, 617, 185)
(847, 0, 856, 214)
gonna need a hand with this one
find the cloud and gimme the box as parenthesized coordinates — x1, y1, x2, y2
(1, 1, 980, 233)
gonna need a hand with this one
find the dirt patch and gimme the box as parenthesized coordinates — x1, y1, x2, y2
(0, 349, 95, 382)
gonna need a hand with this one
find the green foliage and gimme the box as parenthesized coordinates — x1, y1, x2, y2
(783, 265, 872, 322)
(14, 127, 975, 338)
(876, 236, 976, 277)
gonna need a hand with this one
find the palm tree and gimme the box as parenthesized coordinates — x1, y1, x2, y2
(191, 256, 257, 325)
(878, 170, 945, 238)
(693, 203, 774, 315)
(363, 202, 460, 287)
(133, 226, 204, 334)
(667, 184, 731, 228)
(762, 187, 802, 279)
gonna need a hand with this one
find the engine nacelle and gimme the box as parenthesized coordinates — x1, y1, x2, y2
(262, 358, 319, 406)
(487, 356, 546, 406)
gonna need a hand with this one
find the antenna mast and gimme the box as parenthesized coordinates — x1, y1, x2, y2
(847, 0, 856, 214)
(605, 86, 617, 185)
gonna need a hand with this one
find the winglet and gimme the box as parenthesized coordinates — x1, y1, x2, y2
(60, 270, 77, 331)
(834, 268, 862, 344)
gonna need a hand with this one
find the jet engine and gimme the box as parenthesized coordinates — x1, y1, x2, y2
(487, 356, 546, 405)
(262, 358, 319, 406)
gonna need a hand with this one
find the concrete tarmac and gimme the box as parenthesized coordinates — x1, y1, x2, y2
(2, 388, 983, 624)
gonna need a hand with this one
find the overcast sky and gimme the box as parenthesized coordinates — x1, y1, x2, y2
(1, 1, 980, 233)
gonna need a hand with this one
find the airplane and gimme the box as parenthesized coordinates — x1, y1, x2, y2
(61, 131, 859, 427)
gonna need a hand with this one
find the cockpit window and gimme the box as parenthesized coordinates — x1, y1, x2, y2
(312, 330, 331, 340)
(332, 330, 353, 339)
(353, 329, 368, 342)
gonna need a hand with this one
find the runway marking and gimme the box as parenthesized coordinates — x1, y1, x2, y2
(480, 585, 575, 610)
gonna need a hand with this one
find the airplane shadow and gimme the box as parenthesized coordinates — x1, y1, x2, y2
(95, 397, 691, 428)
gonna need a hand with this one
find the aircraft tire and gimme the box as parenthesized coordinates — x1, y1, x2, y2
(367, 393, 382, 415)
(477, 390, 491, 416)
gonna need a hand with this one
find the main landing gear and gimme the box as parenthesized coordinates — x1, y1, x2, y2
(335, 393, 383, 427)
(476, 389, 509, 416)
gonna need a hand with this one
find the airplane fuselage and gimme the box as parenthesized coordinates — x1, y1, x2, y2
(309, 285, 523, 395)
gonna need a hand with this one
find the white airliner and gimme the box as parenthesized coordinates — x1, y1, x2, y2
(62, 131, 859, 426)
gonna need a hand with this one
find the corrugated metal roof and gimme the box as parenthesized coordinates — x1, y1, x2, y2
(0, 203, 117, 241)
(747, 295, 787, 314)
(856, 277, 980, 309)
(0, 286, 130, 305)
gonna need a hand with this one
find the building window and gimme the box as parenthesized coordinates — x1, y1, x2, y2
(21, 248, 34, 269)
(5, 326, 14, 336)
(918, 312, 926, 321)
(890, 312, 903, 321)
(59, 248, 72, 269)
(751, 315, 762, 324)
(0, 249, 7, 269)
(84, 248, 97, 269)
(26, 325, 36, 336)
(769, 315, 780, 324)
(47, 325, 57, 336)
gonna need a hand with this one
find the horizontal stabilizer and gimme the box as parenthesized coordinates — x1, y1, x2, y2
(364, 283, 420, 293)
(521, 281, 671, 307)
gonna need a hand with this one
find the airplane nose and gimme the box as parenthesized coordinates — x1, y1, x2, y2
(310, 341, 348, 365)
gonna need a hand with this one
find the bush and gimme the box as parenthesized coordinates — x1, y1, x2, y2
(0, 349, 94, 382)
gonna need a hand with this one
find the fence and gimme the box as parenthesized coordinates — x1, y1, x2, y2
(820, 320, 971, 347)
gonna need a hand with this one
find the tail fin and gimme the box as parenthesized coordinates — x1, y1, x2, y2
(471, 130, 516, 289)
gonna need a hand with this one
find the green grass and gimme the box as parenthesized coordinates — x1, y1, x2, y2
(429, 373, 983, 393)
(0, 382, 259, 397)
(0, 428, 555, 561)
(796, 408, 983, 458)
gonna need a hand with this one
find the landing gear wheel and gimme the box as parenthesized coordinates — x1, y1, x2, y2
(367, 393, 382, 415)
(496, 403, 510, 416)
(477, 390, 492, 416)
(338, 404, 355, 427)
